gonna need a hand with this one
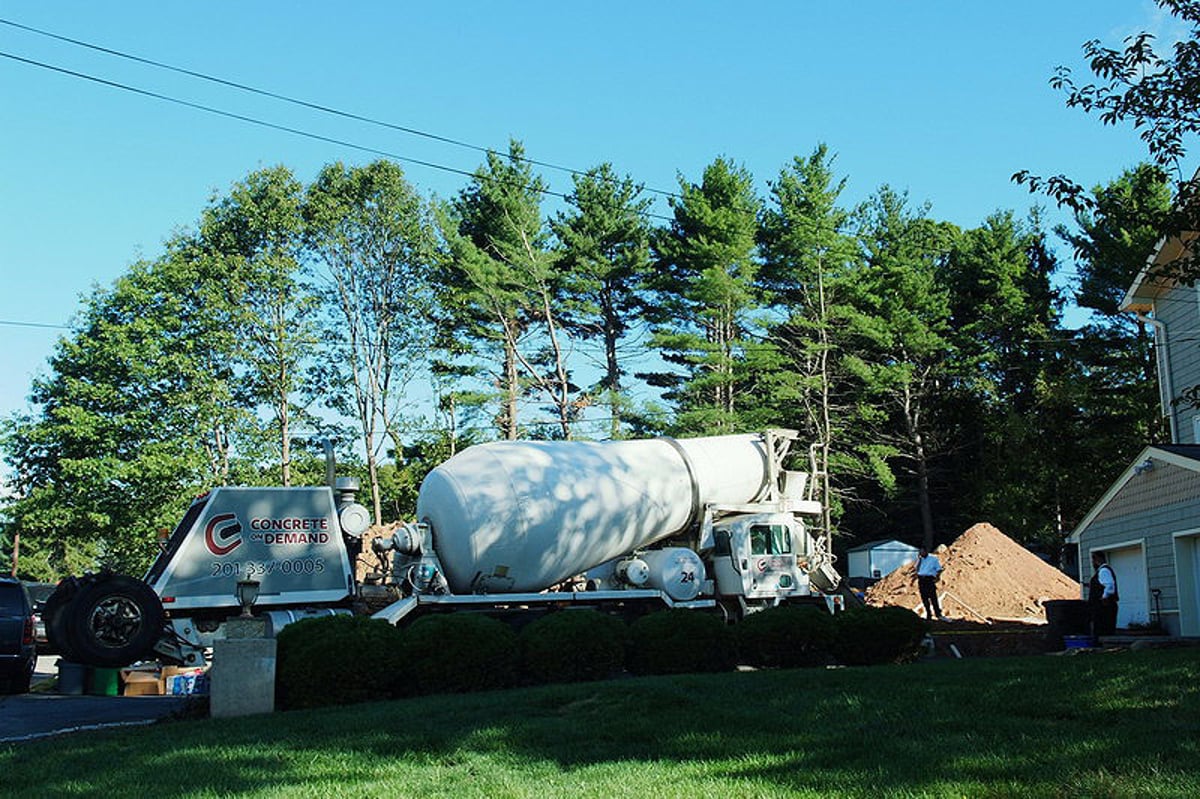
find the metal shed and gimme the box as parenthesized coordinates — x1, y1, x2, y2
(845, 539, 919, 585)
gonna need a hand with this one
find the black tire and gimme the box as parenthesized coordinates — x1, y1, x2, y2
(66, 575, 164, 668)
(43, 576, 85, 662)
(11, 664, 33, 694)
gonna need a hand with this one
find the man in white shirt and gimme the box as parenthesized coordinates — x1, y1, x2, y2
(915, 547, 944, 620)
(1088, 552, 1119, 636)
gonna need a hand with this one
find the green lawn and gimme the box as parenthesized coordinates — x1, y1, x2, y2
(2, 648, 1197, 798)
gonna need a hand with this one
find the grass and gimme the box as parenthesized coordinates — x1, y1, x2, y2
(1, 648, 1198, 798)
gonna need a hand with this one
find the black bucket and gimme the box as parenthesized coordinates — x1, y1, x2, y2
(1044, 599, 1090, 649)
(57, 660, 86, 695)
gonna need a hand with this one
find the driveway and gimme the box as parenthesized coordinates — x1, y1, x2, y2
(0, 656, 191, 744)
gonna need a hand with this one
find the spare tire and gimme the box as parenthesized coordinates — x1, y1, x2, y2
(43, 576, 85, 662)
(66, 575, 165, 668)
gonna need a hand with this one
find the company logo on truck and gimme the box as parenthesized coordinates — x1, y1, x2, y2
(204, 513, 243, 556)
(248, 516, 330, 545)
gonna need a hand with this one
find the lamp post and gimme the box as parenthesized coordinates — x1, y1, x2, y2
(235, 578, 260, 618)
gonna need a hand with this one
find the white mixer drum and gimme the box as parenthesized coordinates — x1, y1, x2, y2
(417, 434, 773, 594)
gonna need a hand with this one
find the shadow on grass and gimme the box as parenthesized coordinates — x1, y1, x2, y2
(2, 649, 1198, 797)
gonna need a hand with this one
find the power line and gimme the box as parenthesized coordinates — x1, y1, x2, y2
(2, 51, 484, 181)
(2, 31, 1047, 248)
(0, 319, 70, 330)
(0, 17, 678, 199)
(1, 48, 701, 226)
(2, 44, 1080, 256)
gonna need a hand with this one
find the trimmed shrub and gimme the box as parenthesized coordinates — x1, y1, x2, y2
(736, 605, 836, 668)
(831, 606, 929, 666)
(275, 614, 407, 710)
(628, 609, 736, 676)
(401, 612, 519, 695)
(519, 609, 629, 684)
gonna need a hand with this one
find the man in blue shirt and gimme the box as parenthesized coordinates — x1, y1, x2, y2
(916, 547, 944, 621)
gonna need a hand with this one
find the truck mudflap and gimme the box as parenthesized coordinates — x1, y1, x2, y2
(370, 590, 716, 626)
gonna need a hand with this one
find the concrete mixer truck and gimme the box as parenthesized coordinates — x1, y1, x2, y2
(43, 429, 841, 668)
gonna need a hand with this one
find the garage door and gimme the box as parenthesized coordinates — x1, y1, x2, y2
(1107, 546, 1149, 628)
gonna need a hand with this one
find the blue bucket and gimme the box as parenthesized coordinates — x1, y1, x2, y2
(1063, 634, 1095, 649)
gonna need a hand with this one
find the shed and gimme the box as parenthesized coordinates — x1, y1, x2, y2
(1068, 445, 1200, 636)
(845, 539, 919, 584)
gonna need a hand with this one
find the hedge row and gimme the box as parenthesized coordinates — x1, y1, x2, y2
(275, 605, 929, 710)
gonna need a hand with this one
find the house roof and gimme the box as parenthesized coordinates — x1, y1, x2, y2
(1068, 444, 1200, 542)
(1148, 444, 1200, 462)
(1121, 170, 1200, 313)
(845, 538, 919, 553)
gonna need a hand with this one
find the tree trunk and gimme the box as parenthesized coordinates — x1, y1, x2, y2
(362, 429, 383, 525)
(280, 360, 291, 487)
(503, 337, 519, 440)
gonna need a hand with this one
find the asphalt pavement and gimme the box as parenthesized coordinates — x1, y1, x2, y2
(0, 656, 191, 744)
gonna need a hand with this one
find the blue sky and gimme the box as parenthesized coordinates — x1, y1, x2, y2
(0, 1, 1180, 422)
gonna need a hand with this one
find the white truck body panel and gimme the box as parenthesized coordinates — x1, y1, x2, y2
(145, 487, 354, 611)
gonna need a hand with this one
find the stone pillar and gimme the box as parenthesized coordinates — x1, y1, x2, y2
(210, 617, 276, 718)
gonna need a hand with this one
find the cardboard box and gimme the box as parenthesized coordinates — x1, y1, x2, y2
(122, 673, 163, 696)
(120, 666, 164, 697)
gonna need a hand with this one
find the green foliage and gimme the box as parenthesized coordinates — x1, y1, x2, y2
(275, 614, 407, 710)
(435, 140, 556, 439)
(757, 145, 863, 530)
(518, 609, 629, 684)
(400, 613, 519, 694)
(198, 165, 315, 486)
(833, 188, 963, 545)
(831, 606, 928, 666)
(0, 245, 249, 576)
(627, 609, 735, 675)
(304, 160, 438, 523)
(736, 605, 836, 668)
(551, 164, 653, 439)
(648, 157, 764, 435)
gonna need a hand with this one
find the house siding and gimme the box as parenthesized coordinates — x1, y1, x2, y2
(1077, 460, 1200, 635)
(1157, 283, 1200, 443)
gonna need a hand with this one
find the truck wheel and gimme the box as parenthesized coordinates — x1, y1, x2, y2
(66, 575, 164, 668)
(43, 576, 84, 662)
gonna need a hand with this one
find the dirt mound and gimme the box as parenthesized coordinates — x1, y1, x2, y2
(355, 522, 401, 583)
(863, 523, 1080, 623)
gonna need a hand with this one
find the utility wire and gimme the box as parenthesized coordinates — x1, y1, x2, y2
(2, 46, 1056, 260)
(3, 32, 1014, 252)
(2, 51, 485, 184)
(5, 315, 1198, 351)
(0, 17, 678, 199)
(0, 49, 701, 225)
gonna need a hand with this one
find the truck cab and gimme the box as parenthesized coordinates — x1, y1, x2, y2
(710, 514, 808, 601)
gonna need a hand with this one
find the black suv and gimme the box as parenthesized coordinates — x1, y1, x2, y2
(0, 578, 36, 693)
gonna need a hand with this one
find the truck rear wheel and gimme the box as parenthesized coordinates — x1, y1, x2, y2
(43, 576, 85, 662)
(66, 575, 164, 668)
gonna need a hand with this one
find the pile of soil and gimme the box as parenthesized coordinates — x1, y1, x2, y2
(355, 523, 401, 583)
(863, 522, 1080, 623)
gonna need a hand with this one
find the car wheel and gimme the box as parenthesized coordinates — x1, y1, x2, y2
(66, 575, 164, 668)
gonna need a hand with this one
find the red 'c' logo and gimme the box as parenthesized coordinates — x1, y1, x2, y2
(205, 513, 243, 556)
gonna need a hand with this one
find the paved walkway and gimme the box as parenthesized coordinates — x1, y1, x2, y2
(0, 657, 190, 744)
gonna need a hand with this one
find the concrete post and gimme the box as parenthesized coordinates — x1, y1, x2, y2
(210, 617, 276, 718)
